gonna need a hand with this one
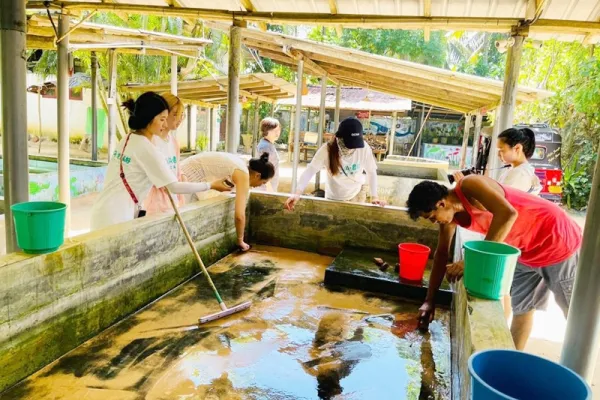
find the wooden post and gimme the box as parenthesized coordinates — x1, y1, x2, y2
(459, 114, 472, 169)
(226, 22, 242, 153)
(315, 75, 327, 191)
(490, 33, 524, 178)
(472, 113, 483, 167)
(170, 55, 178, 95)
(417, 104, 425, 157)
(389, 111, 397, 156)
(57, 13, 71, 235)
(253, 98, 260, 157)
(91, 51, 98, 161)
(288, 106, 295, 162)
(334, 83, 341, 129)
(291, 60, 304, 193)
(107, 49, 118, 160)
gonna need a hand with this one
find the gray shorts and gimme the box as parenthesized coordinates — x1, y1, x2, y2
(510, 250, 579, 316)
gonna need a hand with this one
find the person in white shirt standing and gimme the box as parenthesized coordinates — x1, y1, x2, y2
(256, 117, 281, 192)
(284, 117, 385, 210)
(90, 92, 231, 231)
(496, 127, 542, 194)
(144, 93, 186, 214)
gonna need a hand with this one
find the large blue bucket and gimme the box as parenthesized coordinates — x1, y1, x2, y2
(469, 350, 591, 400)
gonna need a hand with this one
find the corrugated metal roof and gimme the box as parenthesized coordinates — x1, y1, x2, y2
(29, 0, 600, 43)
(277, 85, 412, 112)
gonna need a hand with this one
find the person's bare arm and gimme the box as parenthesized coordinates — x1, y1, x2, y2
(232, 170, 250, 250)
(418, 222, 456, 330)
(460, 176, 518, 242)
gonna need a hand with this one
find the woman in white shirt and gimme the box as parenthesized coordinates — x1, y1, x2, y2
(284, 117, 385, 210)
(496, 127, 542, 194)
(144, 93, 186, 214)
(181, 151, 275, 252)
(90, 92, 230, 231)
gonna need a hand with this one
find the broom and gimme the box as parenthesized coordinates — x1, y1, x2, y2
(166, 189, 252, 324)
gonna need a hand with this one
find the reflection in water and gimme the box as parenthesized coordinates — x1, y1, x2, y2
(3, 246, 451, 400)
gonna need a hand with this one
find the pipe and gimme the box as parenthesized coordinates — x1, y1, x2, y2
(472, 113, 483, 167)
(91, 51, 98, 161)
(560, 145, 600, 382)
(315, 75, 327, 191)
(291, 59, 304, 193)
(1, 0, 30, 252)
(57, 13, 71, 235)
(389, 111, 397, 156)
(226, 24, 241, 153)
(459, 114, 472, 169)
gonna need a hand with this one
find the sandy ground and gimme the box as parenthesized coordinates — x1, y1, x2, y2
(3, 143, 598, 395)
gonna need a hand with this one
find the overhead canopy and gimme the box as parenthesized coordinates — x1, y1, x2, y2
(28, 0, 600, 44)
(123, 73, 296, 106)
(27, 15, 211, 56)
(240, 27, 552, 114)
(277, 85, 412, 113)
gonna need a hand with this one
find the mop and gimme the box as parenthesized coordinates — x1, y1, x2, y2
(166, 189, 252, 324)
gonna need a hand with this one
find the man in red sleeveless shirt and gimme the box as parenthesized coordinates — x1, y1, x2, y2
(407, 175, 582, 350)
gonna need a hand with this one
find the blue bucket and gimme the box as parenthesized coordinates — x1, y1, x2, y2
(469, 350, 591, 400)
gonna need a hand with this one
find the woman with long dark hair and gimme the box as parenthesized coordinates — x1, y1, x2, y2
(90, 92, 230, 231)
(284, 117, 385, 210)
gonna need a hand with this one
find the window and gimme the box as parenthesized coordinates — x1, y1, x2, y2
(531, 146, 547, 160)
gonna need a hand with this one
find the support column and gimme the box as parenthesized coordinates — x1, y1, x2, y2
(252, 99, 260, 157)
(211, 106, 220, 151)
(186, 104, 197, 151)
(561, 145, 600, 382)
(472, 113, 483, 167)
(226, 23, 242, 154)
(489, 33, 524, 178)
(57, 13, 71, 234)
(107, 49, 118, 160)
(389, 111, 397, 157)
(459, 114, 472, 169)
(288, 106, 295, 162)
(91, 51, 98, 161)
(315, 76, 327, 191)
(271, 103, 275, 117)
(291, 60, 304, 193)
(334, 83, 341, 130)
(1, 0, 30, 252)
(170, 56, 178, 95)
(417, 104, 425, 157)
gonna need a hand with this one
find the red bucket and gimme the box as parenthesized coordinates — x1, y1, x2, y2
(398, 243, 431, 281)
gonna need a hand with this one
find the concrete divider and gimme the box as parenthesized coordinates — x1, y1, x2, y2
(0, 195, 237, 392)
(248, 192, 439, 256)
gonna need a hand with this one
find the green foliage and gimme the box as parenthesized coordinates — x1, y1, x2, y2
(195, 135, 209, 151)
(562, 146, 597, 210)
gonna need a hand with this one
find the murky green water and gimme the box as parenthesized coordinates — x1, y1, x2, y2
(1, 246, 451, 400)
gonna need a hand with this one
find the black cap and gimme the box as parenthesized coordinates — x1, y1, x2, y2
(335, 117, 364, 149)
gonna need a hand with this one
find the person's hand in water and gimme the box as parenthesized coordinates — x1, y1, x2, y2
(445, 260, 465, 283)
(417, 301, 435, 331)
(210, 179, 233, 192)
(284, 195, 300, 211)
(371, 197, 386, 207)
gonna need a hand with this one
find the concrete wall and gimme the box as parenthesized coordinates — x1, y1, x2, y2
(451, 284, 515, 400)
(248, 193, 439, 256)
(0, 196, 237, 392)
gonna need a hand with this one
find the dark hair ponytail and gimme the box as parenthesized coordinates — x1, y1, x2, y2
(498, 127, 536, 159)
(327, 138, 341, 175)
(249, 152, 275, 179)
(121, 92, 169, 132)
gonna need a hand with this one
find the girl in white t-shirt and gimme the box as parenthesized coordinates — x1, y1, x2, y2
(181, 152, 275, 252)
(144, 93, 186, 214)
(90, 92, 231, 231)
(496, 127, 542, 195)
(284, 117, 385, 210)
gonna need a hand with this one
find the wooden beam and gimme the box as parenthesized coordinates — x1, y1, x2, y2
(283, 46, 340, 85)
(239, 0, 256, 12)
(526, 0, 548, 21)
(328, 0, 338, 14)
(423, 0, 431, 42)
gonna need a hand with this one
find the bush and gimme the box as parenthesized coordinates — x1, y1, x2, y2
(562, 145, 597, 210)
(70, 135, 83, 145)
(196, 135, 209, 151)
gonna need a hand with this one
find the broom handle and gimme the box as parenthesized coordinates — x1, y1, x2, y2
(166, 188, 227, 309)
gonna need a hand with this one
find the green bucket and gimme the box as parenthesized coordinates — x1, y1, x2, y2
(11, 202, 67, 254)
(463, 241, 521, 300)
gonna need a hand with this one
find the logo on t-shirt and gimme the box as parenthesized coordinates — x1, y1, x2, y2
(342, 162, 360, 176)
(113, 150, 131, 164)
(166, 155, 177, 171)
